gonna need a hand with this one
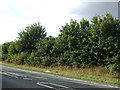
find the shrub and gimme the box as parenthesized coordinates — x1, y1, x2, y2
(108, 63, 120, 77)
(107, 55, 120, 77)
(12, 52, 29, 65)
(27, 52, 42, 66)
(42, 56, 56, 67)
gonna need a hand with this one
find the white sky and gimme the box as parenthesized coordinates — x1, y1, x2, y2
(0, 0, 119, 44)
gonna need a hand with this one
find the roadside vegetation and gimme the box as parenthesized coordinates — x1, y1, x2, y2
(1, 62, 119, 85)
(0, 45, 2, 61)
(1, 13, 120, 85)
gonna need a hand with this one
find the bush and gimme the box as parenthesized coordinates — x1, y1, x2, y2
(27, 52, 42, 66)
(108, 63, 120, 77)
(107, 55, 120, 77)
(11, 52, 29, 65)
(42, 56, 56, 67)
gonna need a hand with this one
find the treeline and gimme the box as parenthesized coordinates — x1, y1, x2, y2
(1, 13, 120, 76)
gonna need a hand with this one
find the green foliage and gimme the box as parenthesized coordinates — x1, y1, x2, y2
(107, 55, 120, 77)
(27, 52, 40, 66)
(42, 56, 56, 67)
(10, 52, 29, 65)
(80, 18, 89, 30)
(2, 42, 10, 60)
(36, 37, 55, 57)
(17, 22, 47, 52)
(2, 14, 120, 75)
(0, 45, 2, 60)
(8, 41, 18, 55)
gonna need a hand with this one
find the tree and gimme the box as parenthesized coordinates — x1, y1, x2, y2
(8, 41, 18, 55)
(0, 45, 2, 61)
(2, 42, 10, 60)
(17, 22, 47, 52)
(88, 13, 120, 65)
(36, 37, 55, 57)
(54, 19, 81, 54)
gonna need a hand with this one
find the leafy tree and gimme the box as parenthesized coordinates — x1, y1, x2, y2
(36, 37, 55, 57)
(54, 19, 81, 54)
(8, 41, 18, 55)
(80, 18, 89, 30)
(89, 14, 120, 65)
(54, 13, 120, 67)
(0, 45, 2, 60)
(1, 13, 120, 76)
(26, 37, 56, 67)
(2, 42, 10, 60)
(17, 22, 47, 52)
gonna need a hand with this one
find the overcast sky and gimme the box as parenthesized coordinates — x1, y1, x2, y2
(0, 0, 119, 44)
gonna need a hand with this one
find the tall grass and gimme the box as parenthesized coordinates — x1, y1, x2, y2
(46, 66, 112, 78)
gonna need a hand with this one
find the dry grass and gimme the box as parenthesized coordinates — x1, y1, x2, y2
(46, 66, 112, 78)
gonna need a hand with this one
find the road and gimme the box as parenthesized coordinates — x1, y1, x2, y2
(1, 65, 119, 90)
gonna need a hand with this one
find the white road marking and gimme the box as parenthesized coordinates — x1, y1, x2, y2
(59, 77, 120, 88)
(50, 83, 69, 88)
(6, 72, 26, 77)
(101, 84, 119, 88)
(33, 76, 47, 79)
(23, 78, 32, 80)
(37, 82, 48, 84)
(36, 82, 55, 89)
(2, 72, 18, 78)
(37, 82, 69, 88)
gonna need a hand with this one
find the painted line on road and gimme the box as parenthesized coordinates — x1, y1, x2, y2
(2, 72, 18, 79)
(37, 82, 69, 89)
(23, 77, 32, 80)
(6, 72, 26, 77)
(37, 82, 48, 84)
(99, 84, 119, 88)
(33, 76, 47, 79)
(49, 83, 69, 88)
(59, 77, 120, 88)
(36, 82, 55, 89)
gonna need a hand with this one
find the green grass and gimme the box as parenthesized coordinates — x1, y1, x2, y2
(1, 62, 119, 86)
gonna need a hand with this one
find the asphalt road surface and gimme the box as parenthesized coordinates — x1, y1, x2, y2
(1, 65, 119, 90)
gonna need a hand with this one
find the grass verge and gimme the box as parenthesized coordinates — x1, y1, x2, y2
(1, 61, 119, 86)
